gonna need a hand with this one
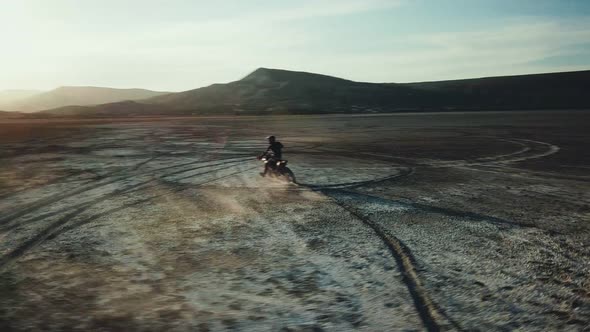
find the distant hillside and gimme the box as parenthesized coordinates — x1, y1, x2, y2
(144, 68, 443, 114)
(0, 110, 23, 118)
(40, 101, 169, 117)
(5, 86, 170, 113)
(0, 90, 42, 109)
(35, 68, 590, 117)
(0, 89, 41, 101)
(404, 70, 590, 110)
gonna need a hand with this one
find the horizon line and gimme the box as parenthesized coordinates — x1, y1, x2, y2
(2, 67, 589, 93)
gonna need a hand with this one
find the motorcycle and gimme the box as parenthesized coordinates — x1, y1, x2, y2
(257, 152, 296, 183)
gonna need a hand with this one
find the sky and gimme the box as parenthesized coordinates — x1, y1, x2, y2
(1, 0, 589, 91)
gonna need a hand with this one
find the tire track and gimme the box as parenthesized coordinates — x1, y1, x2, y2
(291, 162, 458, 331)
(178, 154, 446, 330)
(324, 189, 532, 230)
(0, 155, 251, 225)
(472, 138, 531, 161)
(0, 133, 286, 246)
(354, 137, 560, 169)
(460, 164, 590, 182)
(491, 138, 559, 164)
(0, 161, 259, 272)
(314, 188, 461, 332)
(0, 198, 149, 272)
(0, 170, 87, 200)
(431, 138, 559, 167)
(0, 158, 252, 231)
(297, 167, 414, 190)
(312, 183, 572, 328)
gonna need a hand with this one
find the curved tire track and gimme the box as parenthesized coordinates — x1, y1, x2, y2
(0, 161, 259, 272)
(0, 156, 251, 225)
(354, 137, 560, 169)
(293, 163, 458, 331)
(298, 167, 414, 190)
(314, 189, 461, 332)
(1, 158, 253, 232)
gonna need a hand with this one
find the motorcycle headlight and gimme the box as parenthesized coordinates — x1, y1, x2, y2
(276, 161, 281, 166)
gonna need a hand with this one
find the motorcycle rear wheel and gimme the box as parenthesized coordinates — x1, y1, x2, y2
(283, 167, 296, 183)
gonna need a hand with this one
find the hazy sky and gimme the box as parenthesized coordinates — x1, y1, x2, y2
(1, 0, 589, 91)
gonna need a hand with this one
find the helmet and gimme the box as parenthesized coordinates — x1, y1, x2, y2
(266, 135, 276, 141)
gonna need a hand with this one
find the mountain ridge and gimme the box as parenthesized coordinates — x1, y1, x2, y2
(1, 86, 170, 113)
(0, 90, 42, 109)
(32, 68, 590, 117)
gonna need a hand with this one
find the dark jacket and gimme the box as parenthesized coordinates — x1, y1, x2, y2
(266, 141, 283, 159)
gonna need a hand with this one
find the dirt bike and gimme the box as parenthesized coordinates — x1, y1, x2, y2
(257, 153, 296, 183)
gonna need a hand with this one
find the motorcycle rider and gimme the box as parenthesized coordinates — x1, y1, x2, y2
(259, 135, 283, 177)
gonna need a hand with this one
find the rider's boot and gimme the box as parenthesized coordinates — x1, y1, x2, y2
(260, 163, 270, 177)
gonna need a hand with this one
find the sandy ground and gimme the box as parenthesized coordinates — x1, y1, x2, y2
(0, 111, 589, 331)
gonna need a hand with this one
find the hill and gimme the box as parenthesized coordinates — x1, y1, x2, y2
(404, 70, 590, 110)
(0, 110, 24, 118)
(144, 67, 443, 114)
(4, 86, 170, 113)
(40, 101, 169, 117)
(0, 89, 41, 105)
(36, 68, 590, 117)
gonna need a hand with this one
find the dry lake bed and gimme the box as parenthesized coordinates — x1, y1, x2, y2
(0, 111, 589, 331)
